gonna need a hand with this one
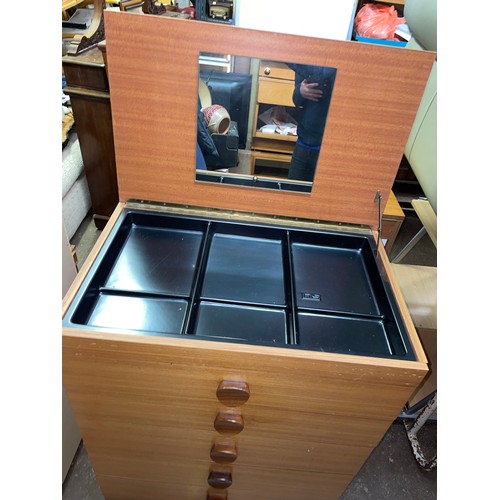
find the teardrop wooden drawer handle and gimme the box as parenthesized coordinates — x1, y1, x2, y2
(214, 411, 244, 434)
(210, 440, 238, 464)
(216, 380, 250, 406)
(208, 470, 232, 489)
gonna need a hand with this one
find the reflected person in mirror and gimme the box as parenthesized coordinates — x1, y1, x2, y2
(287, 64, 337, 182)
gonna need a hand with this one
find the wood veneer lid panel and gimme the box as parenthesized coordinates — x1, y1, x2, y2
(104, 11, 435, 228)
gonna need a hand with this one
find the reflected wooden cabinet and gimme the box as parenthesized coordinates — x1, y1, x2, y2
(251, 60, 297, 175)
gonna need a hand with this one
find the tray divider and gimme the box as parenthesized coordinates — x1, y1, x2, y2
(96, 288, 190, 300)
(285, 231, 298, 345)
(296, 308, 386, 322)
(182, 221, 213, 334)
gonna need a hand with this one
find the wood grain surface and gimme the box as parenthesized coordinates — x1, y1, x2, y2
(391, 264, 437, 330)
(62, 205, 429, 500)
(63, 13, 435, 498)
(103, 11, 435, 229)
(63, 326, 428, 498)
(412, 198, 437, 246)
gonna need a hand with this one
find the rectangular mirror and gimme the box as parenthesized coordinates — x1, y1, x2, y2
(196, 52, 337, 193)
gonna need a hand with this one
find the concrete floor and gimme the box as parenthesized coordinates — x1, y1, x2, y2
(64, 208, 437, 499)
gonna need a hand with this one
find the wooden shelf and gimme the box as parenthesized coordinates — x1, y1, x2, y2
(251, 137, 295, 155)
(254, 131, 297, 143)
(411, 199, 437, 247)
(62, 0, 85, 10)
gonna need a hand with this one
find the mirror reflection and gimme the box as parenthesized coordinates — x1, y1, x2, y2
(196, 52, 337, 192)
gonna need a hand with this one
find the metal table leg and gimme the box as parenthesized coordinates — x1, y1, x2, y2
(392, 226, 427, 263)
(402, 391, 437, 471)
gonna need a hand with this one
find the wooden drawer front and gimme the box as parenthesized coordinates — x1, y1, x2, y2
(63, 332, 422, 427)
(63, 332, 425, 499)
(98, 465, 353, 500)
(231, 465, 352, 500)
(88, 448, 355, 500)
(258, 77, 294, 106)
(76, 418, 374, 479)
(242, 404, 390, 446)
(72, 399, 383, 478)
(251, 137, 296, 154)
(259, 61, 295, 81)
(63, 61, 109, 93)
(381, 217, 402, 254)
(381, 217, 398, 240)
(97, 472, 207, 500)
(235, 435, 370, 476)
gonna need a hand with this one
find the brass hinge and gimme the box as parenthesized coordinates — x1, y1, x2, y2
(125, 199, 372, 235)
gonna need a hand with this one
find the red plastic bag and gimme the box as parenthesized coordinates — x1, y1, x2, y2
(354, 3, 405, 41)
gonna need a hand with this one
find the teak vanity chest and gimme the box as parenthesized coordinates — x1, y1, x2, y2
(62, 12, 435, 500)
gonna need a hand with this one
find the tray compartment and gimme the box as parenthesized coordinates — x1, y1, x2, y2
(63, 209, 415, 360)
(87, 293, 188, 335)
(290, 232, 379, 316)
(103, 225, 204, 297)
(296, 312, 391, 356)
(192, 301, 288, 344)
(201, 223, 287, 306)
(68, 211, 209, 328)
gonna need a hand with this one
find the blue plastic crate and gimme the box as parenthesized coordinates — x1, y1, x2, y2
(355, 35, 407, 47)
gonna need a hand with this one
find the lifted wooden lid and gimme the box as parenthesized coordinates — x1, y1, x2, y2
(104, 11, 434, 228)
